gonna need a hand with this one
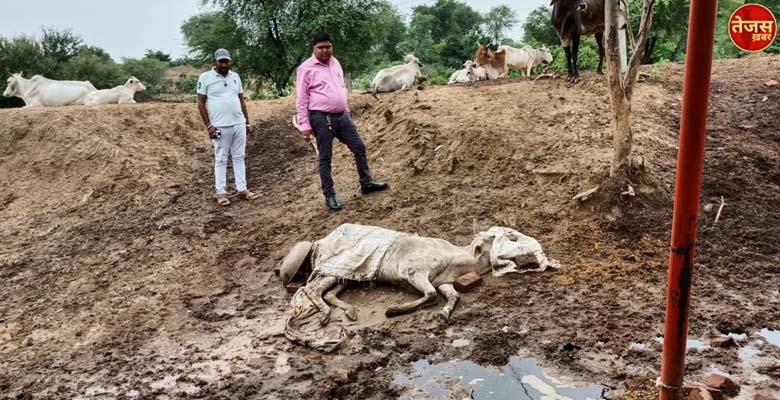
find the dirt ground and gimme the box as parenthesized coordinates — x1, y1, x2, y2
(1, 54, 778, 400)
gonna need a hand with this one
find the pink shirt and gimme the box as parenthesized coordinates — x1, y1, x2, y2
(295, 55, 349, 131)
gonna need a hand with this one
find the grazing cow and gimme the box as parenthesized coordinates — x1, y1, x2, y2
(498, 45, 554, 76)
(551, 0, 605, 82)
(448, 60, 477, 84)
(3, 73, 96, 107)
(474, 43, 508, 80)
(372, 54, 425, 98)
(84, 76, 147, 105)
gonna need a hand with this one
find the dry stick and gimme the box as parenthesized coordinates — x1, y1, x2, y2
(714, 196, 726, 224)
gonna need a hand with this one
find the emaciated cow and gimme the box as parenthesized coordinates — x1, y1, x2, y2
(300, 224, 495, 322)
(498, 45, 554, 76)
(551, 0, 605, 82)
(84, 76, 146, 105)
(3, 73, 97, 107)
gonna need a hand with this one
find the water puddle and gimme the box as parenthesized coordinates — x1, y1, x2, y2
(652, 336, 709, 351)
(757, 329, 780, 346)
(393, 357, 603, 400)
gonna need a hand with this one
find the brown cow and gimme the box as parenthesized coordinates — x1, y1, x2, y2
(551, 0, 605, 83)
(474, 42, 507, 80)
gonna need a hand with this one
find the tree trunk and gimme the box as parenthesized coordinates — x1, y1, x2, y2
(605, 0, 655, 178)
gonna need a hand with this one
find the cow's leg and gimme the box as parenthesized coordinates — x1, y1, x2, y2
(385, 273, 438, 317)
(323, 282, 359, 321)
(436, 283, 460, 321)
(304, 276, 338, 325)
(595, 31, 605, 75)
(571, 32, 581, 81)
(563, 46, 574, 81)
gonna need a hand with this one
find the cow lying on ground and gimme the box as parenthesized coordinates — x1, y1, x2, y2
(448, 60, 477, 84)
(3, 73, 96, 107)
(498, 45, 554, 76)
(372, 54, 425, 98)
(84, 76, 146, 105)
(474, 43, 507, 80)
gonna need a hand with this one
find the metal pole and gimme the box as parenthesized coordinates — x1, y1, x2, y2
(658, 0, 719, 399)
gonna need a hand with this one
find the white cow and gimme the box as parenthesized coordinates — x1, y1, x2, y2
(473, 66, 488, 81)
(448, 60, 476, 84)
(372, 54, 424, 98)
(84, 76, 146, 105)
(498, 45, 554, 76)
(3, 73, 97, 107)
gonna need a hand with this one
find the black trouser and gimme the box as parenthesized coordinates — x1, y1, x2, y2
(309, 111, 372, 197)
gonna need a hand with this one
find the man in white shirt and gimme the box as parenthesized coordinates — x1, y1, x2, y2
(197, 48, 257, 206)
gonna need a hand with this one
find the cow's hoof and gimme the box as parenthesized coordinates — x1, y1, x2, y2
(345, 307, 359, 321)
(437, 310, 450, 322)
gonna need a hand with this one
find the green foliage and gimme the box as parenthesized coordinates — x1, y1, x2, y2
(77, 45, 113, 61)
(175, 74, 199, 94)
(523, 6, 559, 47)
(482, 5, 518, 46)
(61, 55, 125, 89)
(181, 12, 246, 66)
(41, 28, 82, 63)
(144, 49, 172, 63)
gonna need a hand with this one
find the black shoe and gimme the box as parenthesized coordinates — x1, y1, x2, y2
(325, 196, 342, 211)
(360, 181, 389, 195)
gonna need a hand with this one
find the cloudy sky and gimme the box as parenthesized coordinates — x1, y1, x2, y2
(1, 0, 549, 61)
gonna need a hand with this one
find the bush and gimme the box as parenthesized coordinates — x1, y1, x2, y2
(60, 55, 125, 89)
(175, 75, 199, 94)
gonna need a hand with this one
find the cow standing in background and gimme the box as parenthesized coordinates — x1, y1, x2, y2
(551, 0, 605, 83)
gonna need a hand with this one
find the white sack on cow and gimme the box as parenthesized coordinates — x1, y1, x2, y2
(311, 224, 405, 282)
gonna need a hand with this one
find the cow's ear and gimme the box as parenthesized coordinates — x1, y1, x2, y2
(473, 245, 482, 258)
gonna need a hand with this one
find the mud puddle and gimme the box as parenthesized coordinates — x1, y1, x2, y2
(393, 357, 603, 400)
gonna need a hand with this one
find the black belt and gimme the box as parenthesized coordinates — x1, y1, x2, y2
(309, 110, 344, 117)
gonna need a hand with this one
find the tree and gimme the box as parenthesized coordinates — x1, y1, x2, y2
(77, 45, 113, 61)
(40, 28, 82, 63)
(523, 6, 560, 47)
(482, 5, 518, 46)
(374, 3, 407, 62)
(181, 12, 246, 65)
(144, 49, 172, 63)
(205, 0, 393, 94)
(604, 0, 655, 179)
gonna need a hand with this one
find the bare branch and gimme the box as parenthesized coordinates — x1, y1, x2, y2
(623, 0, 656, 100)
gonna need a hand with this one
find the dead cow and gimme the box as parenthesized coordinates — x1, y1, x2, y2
(293, 224, 494, 323)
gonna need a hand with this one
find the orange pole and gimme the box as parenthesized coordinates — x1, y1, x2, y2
(658, 0, 719, 399)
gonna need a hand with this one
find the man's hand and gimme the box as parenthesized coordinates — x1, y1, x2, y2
(207, 126, 219, 139)
(246, 124, 254, 135)
(301, 129, 313, 142)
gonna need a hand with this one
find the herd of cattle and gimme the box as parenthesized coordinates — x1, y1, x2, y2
(2, 42, 554, 107)
(371, 43, 554, 96)
(3, 74, 146, 107)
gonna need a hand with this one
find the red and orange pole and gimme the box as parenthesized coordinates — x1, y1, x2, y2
(658, 0, 719, 399)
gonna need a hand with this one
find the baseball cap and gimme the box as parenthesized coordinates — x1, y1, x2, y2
(214, 48, 232, 61)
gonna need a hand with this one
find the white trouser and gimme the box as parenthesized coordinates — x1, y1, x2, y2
(212, 124, 247, 195)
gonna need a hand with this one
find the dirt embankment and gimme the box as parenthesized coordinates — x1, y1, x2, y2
(0, 54, 778, 399)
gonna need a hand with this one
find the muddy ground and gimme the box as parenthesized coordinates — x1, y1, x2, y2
(1, 54, 779, 400)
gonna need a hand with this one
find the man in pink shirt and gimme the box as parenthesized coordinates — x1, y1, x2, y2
(296, 32, 388, 211)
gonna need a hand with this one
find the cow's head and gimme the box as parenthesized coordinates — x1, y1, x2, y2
(461, 60, 474, 69)
(470, 233, 496, 275)
(539, 46, 554, 64)
(3, 73, 21, 98)
(474, 42, 491, 65)
(125, 76, 146, 92)
(404, 54, 423, 68)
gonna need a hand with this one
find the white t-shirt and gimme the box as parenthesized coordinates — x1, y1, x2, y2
(197, 68, 246, 127)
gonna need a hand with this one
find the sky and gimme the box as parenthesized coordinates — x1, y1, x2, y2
(0, 0, 549, 61)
